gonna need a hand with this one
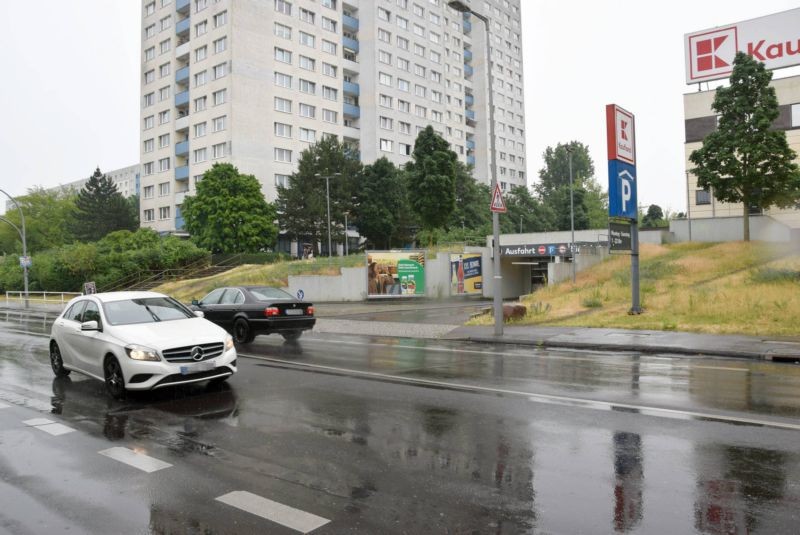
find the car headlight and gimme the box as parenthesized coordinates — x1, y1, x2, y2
(225, 334, 234, 351)
(125, 344, 161, 361)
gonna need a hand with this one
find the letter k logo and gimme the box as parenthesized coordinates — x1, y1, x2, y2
(620, 121, 628, 141)
(695, 35, 729, 72)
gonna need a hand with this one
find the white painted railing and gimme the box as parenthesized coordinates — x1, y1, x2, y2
(4, 291, 82, 307)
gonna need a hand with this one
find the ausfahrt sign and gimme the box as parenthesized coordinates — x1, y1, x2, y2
(685, 8, 800, 84)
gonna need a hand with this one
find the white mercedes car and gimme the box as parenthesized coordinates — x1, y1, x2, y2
(49, 291, 237, 398)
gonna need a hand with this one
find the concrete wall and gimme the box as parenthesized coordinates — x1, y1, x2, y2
(424, 253, 452, 299)
(548, 247, 610, 285)
(670, 215, 792, 243)
(639, 228, 674, 244)
(288, 266, 367, 302)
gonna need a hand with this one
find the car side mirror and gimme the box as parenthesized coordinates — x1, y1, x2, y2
(194, 310, 205, 318)
(191, 299, 200, 306)
(81, 320, 100, 331)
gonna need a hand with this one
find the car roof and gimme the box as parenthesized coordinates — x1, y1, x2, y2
(71, 291, 168, 304)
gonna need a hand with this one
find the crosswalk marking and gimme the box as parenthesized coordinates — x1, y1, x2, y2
(216, 491, 330, 534)
(98, 447, 172, 473)
(22, 418, 75, 436)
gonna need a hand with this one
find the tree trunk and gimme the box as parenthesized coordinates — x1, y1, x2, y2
(742, 203, 750, 242)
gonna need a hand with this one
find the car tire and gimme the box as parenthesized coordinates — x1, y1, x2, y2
(104, 356, 126, 400)
(233, 318, 253, 344)
(282, 330, 302, 341)
(49, 342, 71, 377)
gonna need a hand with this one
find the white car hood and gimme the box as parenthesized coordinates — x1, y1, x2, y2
(109, 317, 228, 351)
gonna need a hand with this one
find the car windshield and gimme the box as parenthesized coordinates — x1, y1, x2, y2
(103, 297, 195, 325)
(248, 287, 294, 301)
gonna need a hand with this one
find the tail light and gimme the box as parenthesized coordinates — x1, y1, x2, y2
(307, 306, 314, 316)
(264, 307, 280, 317)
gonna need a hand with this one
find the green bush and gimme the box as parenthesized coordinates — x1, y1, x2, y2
(750, 268, 800, 284)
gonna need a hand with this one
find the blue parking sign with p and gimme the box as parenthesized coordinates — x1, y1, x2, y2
(608, 160, 637, 220)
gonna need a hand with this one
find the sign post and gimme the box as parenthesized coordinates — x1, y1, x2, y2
(606, 104, 641, 314)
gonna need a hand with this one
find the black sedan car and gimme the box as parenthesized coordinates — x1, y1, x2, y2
(191, 286, 315, 344)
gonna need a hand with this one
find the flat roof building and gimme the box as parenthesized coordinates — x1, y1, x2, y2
(139, 0, 527, 235)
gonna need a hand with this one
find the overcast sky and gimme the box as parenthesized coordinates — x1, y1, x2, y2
(2, 0, 798, 215)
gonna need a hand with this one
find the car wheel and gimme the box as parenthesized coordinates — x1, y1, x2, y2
(282, 330, 302, 341)
(233, 318, 252, 344)
(104, 356, 126, 400)
(50, 342, 71, 377)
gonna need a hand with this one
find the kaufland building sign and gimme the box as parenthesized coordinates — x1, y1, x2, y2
(685, 7, 800, 84)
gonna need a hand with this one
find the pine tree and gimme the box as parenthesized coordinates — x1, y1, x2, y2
(70, 168, 137, 242)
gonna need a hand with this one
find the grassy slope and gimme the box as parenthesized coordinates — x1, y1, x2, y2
(156, 242, 800, 336)
(485, 242, 800, 336)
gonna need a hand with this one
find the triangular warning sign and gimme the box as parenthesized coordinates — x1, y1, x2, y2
(490, 183, 507, 213)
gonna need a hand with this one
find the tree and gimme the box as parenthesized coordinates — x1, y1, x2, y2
(536, 142, 608, 231)
(275, 137, 361, 254)
(69, 168, 138, 242)
(642, 204, 666, 228)
(354, 157, 406, 249)
(406, 126, 457, 236)
(501, 185, 556, 234)
(689, 52, 800, 241)
(448, 161, 492, 235)
(0, 188, 76, 254)
(182, 163, 278, 253)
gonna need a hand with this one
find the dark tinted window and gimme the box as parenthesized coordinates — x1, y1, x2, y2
(201, 288, 225, 305)
(220, 289, 242, 305)
(83, 302, 101, 325)
(248, 287, 294, 301)
(695, 189, 711, 205)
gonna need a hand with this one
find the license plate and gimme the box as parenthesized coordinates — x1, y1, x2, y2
(285, 309, 304, 316)
(180, 360, 216, 375)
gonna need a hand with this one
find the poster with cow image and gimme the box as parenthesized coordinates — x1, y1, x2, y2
(367, 251, 426, 298)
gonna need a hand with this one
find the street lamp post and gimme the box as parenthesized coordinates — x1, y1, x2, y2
(448, 0, 503, 335)
(344, 212, 349, 256)
(565, 145, 576, 283)
(0, 188, 29, 308)
(315, 172, 341, 259)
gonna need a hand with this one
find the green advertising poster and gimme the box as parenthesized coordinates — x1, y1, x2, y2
(397, 259, 425, 295)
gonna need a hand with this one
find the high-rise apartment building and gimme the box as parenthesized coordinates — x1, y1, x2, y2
(139, 0, 526, 235)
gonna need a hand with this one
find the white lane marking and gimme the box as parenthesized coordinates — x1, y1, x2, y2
(0, 402, 9, 409)
(98, 447, 172, 473)
(23, 418, 76, 436)
(243, 354, 800, 432)
(692, 365, 748, 372)
(216, 491, 330, 533)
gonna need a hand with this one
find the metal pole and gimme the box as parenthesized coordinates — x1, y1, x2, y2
(0, 188, 29, 308)
(630, 219, 641, 314)
(325, 176, 332, 259)
(685, 170, 692, 242)
(344, 212, 348, 256)
(567, 148, 575, 283)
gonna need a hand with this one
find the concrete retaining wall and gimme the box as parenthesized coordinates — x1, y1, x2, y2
(671, 215, 792, 243)
(288, 266, 367, 302)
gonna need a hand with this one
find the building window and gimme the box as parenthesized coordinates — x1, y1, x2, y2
(379, 94, 393, 108)
(145, 2, 156, 16)
(158, 157, 171, 172)
(322, 109, 338, 123)
(213, 89, 226, 105)
(194, 122, 207, 137)
(322, 62, 337, 77)
(158, 133, 170, 148)
(400, 143, 412, 155)
(275, 174, 290, 188)
(160, 16, 171, 31)
(379, 72, 392, 86)
(380, 139, 393, 152)
(275, 0, 292, 15)
(194, 148, 207, 162)
(143, 209, 155, 222)
(144, 115, 155, 130)
(299, 7, 315, 23)
(159, 85, 170, 101)
(213, 115, 226, 132)
(144, 69, 155, 84)
(299, 31, 315, 48)
(144, 185, 155, 199)
(299, 128, 316, 142)
(144, 139, 155, 153)
(380, 116, 393, 130)
(195, 20, 207, 36)
(321, 17, 336, 32)
(212, 142, 226, 158)
(322, 39, 337, 55)
(399, 121, 411, 135)
(274, 122, 292, 137)
(194, 70, 207, 86)
(397, 36, 409, 50)
(274, 71, 292, 88)
(213, 10, 227, 27)
(159, 110, 170, 124)
(274, 22, 292, 39)
(322, 0, 336, 8)
(159, 182, 170, 196)
(213, 37, 227, 54)
(194, 96, 207, 111)
(145, 24, 156, 39)
(159, 206, 171, 220)
(379, 50, 392, 64)
(299, 103, 316, 118)
(143, 92, 155, 107)
(275, 97, 292, 113)
(144, 46, 156, 61)
(696, 189, 711, 205)
(378, 8, 391, 21)
(299, 79, 316, 94)
(299, 55, 315, 71)
(275, 148, 292, 162)
(213, 62, 227, 79)
(160, 39, 171, 54)
(195, 45, 207, 62)
(378, 29, 391, 43)
(143, 162, 154, 176)
(322, 86, 337, 101)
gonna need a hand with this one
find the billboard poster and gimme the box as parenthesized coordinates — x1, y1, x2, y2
(450, 253, 483, 295)
(367, 251, 426, 298)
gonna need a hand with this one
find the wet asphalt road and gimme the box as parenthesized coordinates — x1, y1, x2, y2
(2, 309, 800, 534)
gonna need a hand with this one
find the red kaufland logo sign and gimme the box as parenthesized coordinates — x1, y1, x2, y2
(685, 8, 800, 84)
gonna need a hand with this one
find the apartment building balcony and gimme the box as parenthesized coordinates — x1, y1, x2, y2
(464, 64, 474, 77)
(175, 140, 189, 157)
(464, 49, 473, 62)
(175, 191, 189, 205)
(176, 41, 190, 60)
(175, 208, 185, 231)
(343, 14, 359, 31)
(176, 17, 190, 37)
(465, 93, 474, 106)
(466, 155, 475, 166)
(176, 66, 189, 84)
(343, 36, 359, 53)
(176, 0, 190, 15)
(463, 18, 472, 34)
(175, 90, 190, 108)
(343, 103, 360, 118)
(466, 139, 475, 150)
(175, 115, 189, 132)
(175, 165, 189, 181)
(343, 81, 360, 96)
